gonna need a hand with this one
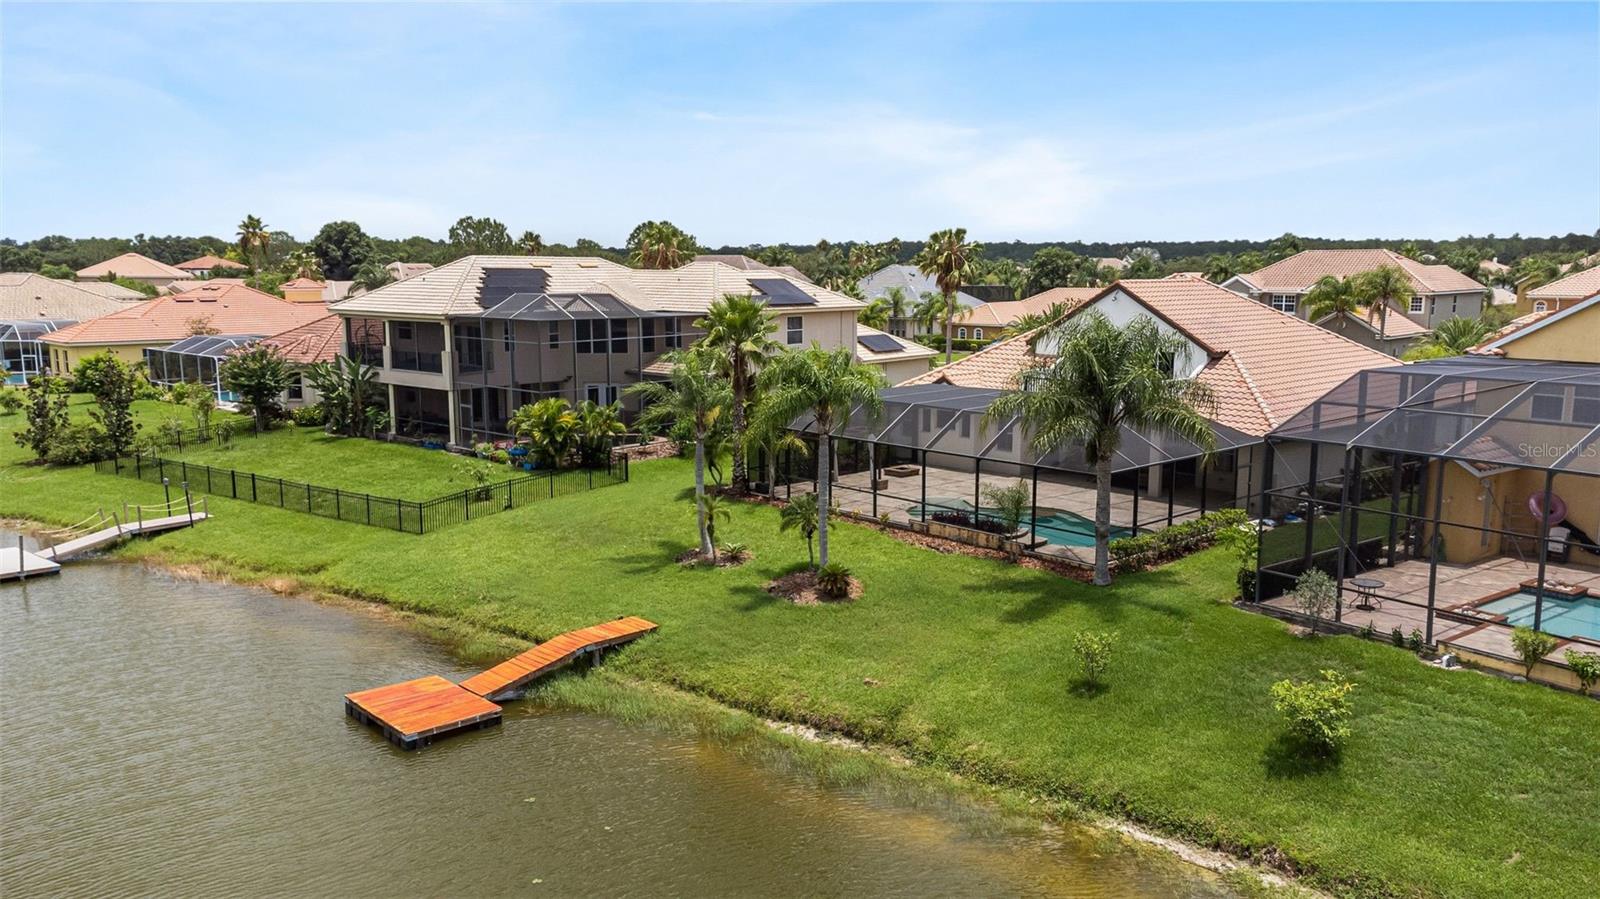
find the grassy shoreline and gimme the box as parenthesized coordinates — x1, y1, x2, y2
(4, 409, 1597, 898)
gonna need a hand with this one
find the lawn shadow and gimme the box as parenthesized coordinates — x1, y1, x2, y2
(1261, 733, 1345, 779)
(1067, 678, 1109, 699)
(986, 567, 1196, 625)
(610, 538, 691, 575)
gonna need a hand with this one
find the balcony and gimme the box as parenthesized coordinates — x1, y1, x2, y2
(391, 348, 443, 373)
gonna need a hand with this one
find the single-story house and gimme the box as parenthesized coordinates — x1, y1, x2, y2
(175, 254, 249, 277)
(256, 314, 343, 408)
(1313, 306, 1431, 357)
(1521, 266, 1600, 317)
(1221, 249, 1486, 330)
(75, 252, 194, 291)
(1, 273, 153, 383)
(951, 287, 1100, 344)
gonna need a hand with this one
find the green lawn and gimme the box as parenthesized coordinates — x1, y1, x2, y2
(2, 401, 1596, 898)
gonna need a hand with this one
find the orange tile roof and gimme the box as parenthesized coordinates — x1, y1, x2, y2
(40, 282, 328, 346)
(957, 287, 1099, 328)
(280, 277, 327, 291)
(75, 252, 193, 281)
(1527, 265, 1600, 300)
(175, 254, 248, 272)
(903, 277, 1397, 435)
(258, 314, 343, 365)
(1242, 249, 1483, 295)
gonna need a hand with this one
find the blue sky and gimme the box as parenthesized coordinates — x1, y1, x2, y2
(2, 2, 1596, 246)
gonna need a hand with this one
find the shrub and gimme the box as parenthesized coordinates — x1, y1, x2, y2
(1270, 669, 1356, 755)
(214, 419, 237, 445)
(720, 542, 749, 562)
(0, 390, 23, 415)
(1291, 569, 1337, 633)
(1407, 628, 1425, 653)
(1070, 630, 1118, 687)
(1391, 627, 1405, 647)
(1511, 627, 1557, 678)
(1110, 508, 1250, 572)
(473, 442, 495, 458)
(12, 376, 69, 461)
(45, 421, 107, 466)
(980, 480, 1031, 535)
(489, 449, 510, 464)
(1563, 650, 1599, 695)
(1360, 621, 1376, 640)
(815, 562, 852, 599)
(291, 404, 327, 427)
(70, 352, 122, 397)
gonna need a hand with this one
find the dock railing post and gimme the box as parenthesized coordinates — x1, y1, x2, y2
(183, 483, 195, 526)
(16, 534, 24, 580)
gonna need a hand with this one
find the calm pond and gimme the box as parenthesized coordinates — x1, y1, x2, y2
(1, 535, 1235, 897)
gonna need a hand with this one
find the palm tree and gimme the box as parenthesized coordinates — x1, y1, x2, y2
(758, 346, 885, 568)
(630, 221, 695, 269)
(1303, 275, 1362, 325)
(913, 227, 981, 365)
(1202, 255, 1237, 283)
(283, 249, 322, 280)
(351, 258, 395, 293)
(519, 231, 544, 255)
(695, 293, 779, 494)
(1352, 265, 1415, 339)
(880, 285, 912, 332)
(778, 491, 827, 569)
(573, 400, 626, 467)
(983, 312, 1215, 586)
(509, 397, 578, 468)
(304, 355, 382, 437)
(698, 492, 732, 561)
(1403, 316, 1495, 361)
(911, 291, 954, 339)
(747, 393, 812, 494)
(858, 297, 892, 331)
(237, 215, 269, 273)
(628, 347, 731, 557)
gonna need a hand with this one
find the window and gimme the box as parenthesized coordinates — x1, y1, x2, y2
(665, 317, 683, 349)
(1533, 301, 1548, 313)
(1269, 294, 1297, 313)
(503, 322, 514, 352)
(611, 319, 627, 354)
(973, 328, 983, 340)
(575, 320, 595, 354)
(548, 321, 559, 348)
(1573, 386, 1600, 425)
(453, 322, 488, 372)
(641, 318, 656, 352)
(786, 316, 803, 345)
(287, 374, 304, 401)
(396, 322, 414, 341)
(1409, 296, 1425, 314)
(956, 327, 968, 339)
(1530, 390, 1565, 422)
(584, 383, 620, 405)
(1450, 297, 1458, 315)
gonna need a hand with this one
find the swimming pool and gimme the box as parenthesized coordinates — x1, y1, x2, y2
(905, 498, 1138, 548)
(1474, 590, 1600, 642)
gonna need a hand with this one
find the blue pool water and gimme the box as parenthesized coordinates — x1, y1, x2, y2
(1476, 590, 1600, 641)
(905, 498, 1138, 548)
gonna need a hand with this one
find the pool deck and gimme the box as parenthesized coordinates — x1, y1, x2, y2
(1263, 556, 1600, 664)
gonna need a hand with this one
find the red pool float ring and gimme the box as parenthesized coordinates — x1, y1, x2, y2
(1527, 492, 1567, 525)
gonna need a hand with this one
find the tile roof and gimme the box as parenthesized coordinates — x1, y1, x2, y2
(856, 264, 985, 309)
(903, 277, 1397, 436)
(258, 314, 343, 365)
(693, 254, 812, 283)
(0, 273, 152, 321)
(1243, 249, 1484, 295)
(958, 287, 1100, 328)
(1314, 307, 1431, 339)
(40, 282, 329, 346)
(1097, 257, 1127, 271)
(386, 261, 435, 281)
(1527, 265, 1600, 300)
(330, 255, 862, 318)
(280, 277, 327, 291)
(1469, 294, 1600, 356)
(176, 254, 247, 272)
(75, 252, 193, 281)
(854, 325, 938, 367)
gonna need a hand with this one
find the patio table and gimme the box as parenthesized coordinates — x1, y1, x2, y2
(1350, 577, 1385, 611)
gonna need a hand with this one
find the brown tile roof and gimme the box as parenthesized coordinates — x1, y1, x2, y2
(1242, 249, 1484, 295)
(0, 273, 151, 321)
(957, 287, 1100, 328)
(1314, 307, 1431, 339)
(176, 254, 248, 272)
(258, 314, 342, 365)
(905, 277, 1397, 435)
(40, 282, 328, 346)
(1527, 265, 1600, 300)
(75, 252, 193, 281)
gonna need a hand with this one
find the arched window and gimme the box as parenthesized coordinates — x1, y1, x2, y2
(956, 327, 967, 339)
(1533, 301, 1548, 313)
(973, 328, 984, 340)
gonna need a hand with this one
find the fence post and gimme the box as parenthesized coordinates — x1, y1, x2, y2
(464, 491, 471, 521)
(251, 473, 257, 502)
(278, 478, 285, 507)
(550, 474, 555, 499)
(231, 469, 237, 499)
(366, 493, 372, 525)
(336, 489, 342, 520)
(507, 480, 514, 510)
(306, 483, 312, 513)
(588, 468, 593, 490)
(136, 452, 141, 479)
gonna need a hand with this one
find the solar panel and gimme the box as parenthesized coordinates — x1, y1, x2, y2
(858, 333, 902, 353)
(749, 278, 816, 306)
(479, 268, 550, 307)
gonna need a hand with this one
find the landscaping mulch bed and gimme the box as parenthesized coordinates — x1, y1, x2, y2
(766, 570, 863, 605)
(676, 548, 752, 569)
(615, 439, 679, 463)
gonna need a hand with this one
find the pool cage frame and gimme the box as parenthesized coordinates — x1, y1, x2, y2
(1253, 357, 1600, 651)
(144, 334, 263, 403)
(779, 383, 1260, 554)
(2, 320, 74, 385)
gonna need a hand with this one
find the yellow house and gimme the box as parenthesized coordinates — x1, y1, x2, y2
(280, 277, 330, 304)
(1517, 266, 1600, 317)
(1473, 292, 1600, 364)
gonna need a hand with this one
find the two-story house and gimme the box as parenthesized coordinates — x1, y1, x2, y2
(329, 256, 926, 447)
(1220, 249, 1486, 330)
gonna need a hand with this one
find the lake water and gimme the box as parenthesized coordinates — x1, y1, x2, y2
(0, 535, 1232, 897)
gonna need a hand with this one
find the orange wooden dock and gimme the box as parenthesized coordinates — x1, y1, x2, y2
(460, 615, 659, 701)
(344, 616, 657, 749)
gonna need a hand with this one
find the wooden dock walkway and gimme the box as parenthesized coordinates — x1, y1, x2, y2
(345, 616, 658, 749)
(3, 500, 209, 582)
(0, 547, 61, 582)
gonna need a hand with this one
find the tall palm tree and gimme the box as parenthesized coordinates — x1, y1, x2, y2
(237, 215, 269, 273)
(519, 231, 544, 255)
(911, 291, 954, 339)
(630, 221, 695, 269)
(1001, 302, 1073, 338)
(1403, 316, 1495, 361)
(1303, 275, 1361, 325)
(880, 285, 912, 333)
(1202, 254, 1237, 283)
(759, 346, 885, 568)
(695, 293, 779, 494)
(1353, 265, 1415, 339)
(914, 227, 981, 365)
(628, 347, 731, 557)
(984, 311, 1215, 586)
(284, 248, 322, 280)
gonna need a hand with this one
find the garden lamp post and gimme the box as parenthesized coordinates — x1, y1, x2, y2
(161, 477, 171, 507)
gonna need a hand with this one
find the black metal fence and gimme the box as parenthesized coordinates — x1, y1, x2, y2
(93, 451, 629, 534)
